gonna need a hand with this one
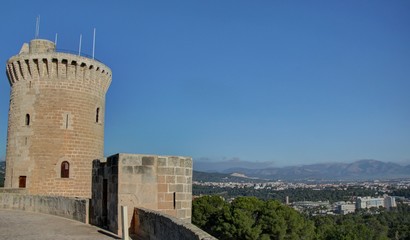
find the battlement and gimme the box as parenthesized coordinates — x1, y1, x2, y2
(6, 39, 112, 93)
(29, 39, 55, 53)
(4, 39, 112, 198)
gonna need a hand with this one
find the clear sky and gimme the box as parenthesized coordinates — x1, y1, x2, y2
(0, 1, 409, 167)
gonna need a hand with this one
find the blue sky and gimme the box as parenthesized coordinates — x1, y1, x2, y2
(0, 1, 409, 166)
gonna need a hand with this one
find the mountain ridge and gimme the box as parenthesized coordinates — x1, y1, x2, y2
(194, 159, 410, 181)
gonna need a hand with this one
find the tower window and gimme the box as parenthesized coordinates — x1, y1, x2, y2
(61, 161, 70, 178)
(173, 192, 176, 209)
(25, 114, 30, 126)
(66, 114, 69, 129)
(19, 176, 27, 188)
(96, 108, 100, 123)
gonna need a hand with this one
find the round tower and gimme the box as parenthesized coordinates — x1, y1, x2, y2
(4, 39, 112, 198)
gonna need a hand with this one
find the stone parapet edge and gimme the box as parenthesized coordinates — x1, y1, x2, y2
(0, 191, 89, 224)
(134, 207, 217, 240)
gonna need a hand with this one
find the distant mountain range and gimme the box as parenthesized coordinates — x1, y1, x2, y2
(1, 160, 409, 184)
(194, 159, 410, 181)
(194, 158, 275, 172)
(193, 170, 268, 183)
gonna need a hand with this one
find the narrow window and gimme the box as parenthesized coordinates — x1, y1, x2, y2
(66, 114, 69, 129)
(19, 176, 26, 188)
(25, 114, 30, 126)
(173, 192, 176, 209)
(96, 107, 100, 123)
(61, 161, 69, 178)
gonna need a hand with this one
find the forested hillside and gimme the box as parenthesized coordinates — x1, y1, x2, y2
(193, 185, 379, 203)
(192, 196, 410, 240)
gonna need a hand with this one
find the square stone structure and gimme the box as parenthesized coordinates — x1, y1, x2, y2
(91, 153, 193, 235)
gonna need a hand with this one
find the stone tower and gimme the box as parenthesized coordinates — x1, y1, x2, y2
(4, 39, 112, 198)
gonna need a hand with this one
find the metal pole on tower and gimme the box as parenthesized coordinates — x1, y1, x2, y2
(38, 16, 40, 38)
(78, 34, 82, 56)
(92, 28, 96, 59)
(55, 33, 58, 47)
(35, 16, 40, 39)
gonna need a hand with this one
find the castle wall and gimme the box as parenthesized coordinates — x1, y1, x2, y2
(0, 192, 89, 223)
(132, 208, 216, 240)
(90, 157, 119, 232)
(4, 39, 112, 198)
(91, 153, 193, 235)
(3, 38, 199, 239)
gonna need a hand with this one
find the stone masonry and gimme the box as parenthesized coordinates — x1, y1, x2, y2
(4, 39, 112, 198)
(3, 38, 197, 239)
(91, 153, 193, 235)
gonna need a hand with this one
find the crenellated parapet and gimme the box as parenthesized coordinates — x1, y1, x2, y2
(4, 38, 112, 198)
(6, 39, 112, 93)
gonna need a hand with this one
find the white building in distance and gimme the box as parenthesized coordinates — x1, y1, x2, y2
(356, 196, 396, 210)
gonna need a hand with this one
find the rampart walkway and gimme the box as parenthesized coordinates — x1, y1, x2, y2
(0, 209, 119, 240)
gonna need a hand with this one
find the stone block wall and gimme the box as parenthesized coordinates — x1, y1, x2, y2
(132, 208, 216, 240)
(0, 188, 26, 194)
(91, 153, 193, 236)
(90, 157, 119, 232)
(0, 192, 89, 223)
(156, 156, 192, 219)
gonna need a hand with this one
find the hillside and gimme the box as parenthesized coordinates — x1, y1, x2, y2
(193, 170, 267, 183)
(220, 159, 410, 181)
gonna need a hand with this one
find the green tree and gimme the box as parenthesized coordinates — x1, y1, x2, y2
(192, 195, 228, 233)
(193, 196, 316, 239)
